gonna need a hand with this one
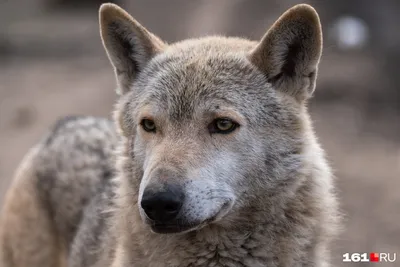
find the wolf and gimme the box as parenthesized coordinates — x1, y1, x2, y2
(0, 3, 339, 267)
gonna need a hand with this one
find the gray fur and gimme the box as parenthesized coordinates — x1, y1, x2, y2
(0, 3, 339, 267)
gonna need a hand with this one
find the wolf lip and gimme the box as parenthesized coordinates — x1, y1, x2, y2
(149, 214, 220, 234)
(144, 200, 233, 234)
(150, 223, 198, 234)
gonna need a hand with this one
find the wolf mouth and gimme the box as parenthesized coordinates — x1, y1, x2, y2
(150, 223, 198, 234)
(146, 199, 234, 234)
(149, 216, 217, 234)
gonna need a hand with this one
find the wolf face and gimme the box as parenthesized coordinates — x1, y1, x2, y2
(100, 4, 322, 234)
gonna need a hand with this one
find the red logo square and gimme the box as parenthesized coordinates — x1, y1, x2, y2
(370, 252, 379, 262)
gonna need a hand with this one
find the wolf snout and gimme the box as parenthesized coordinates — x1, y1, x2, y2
(141, 184, 185, 222)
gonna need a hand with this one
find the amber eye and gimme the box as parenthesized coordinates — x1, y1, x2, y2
(208, 118, 238, 134)
(141, 119, 156, 132)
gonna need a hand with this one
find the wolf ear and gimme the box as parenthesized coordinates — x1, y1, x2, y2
(99, 4, 166, 95)
(249, 4, 322, 101)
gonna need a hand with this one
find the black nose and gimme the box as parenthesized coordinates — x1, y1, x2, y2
(141, 184, 184, 222)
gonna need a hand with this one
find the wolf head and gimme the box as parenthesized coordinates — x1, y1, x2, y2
(100, 3, 323, 234)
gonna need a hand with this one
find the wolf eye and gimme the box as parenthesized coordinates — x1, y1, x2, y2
(141, 119, 156, 132)
(209, 118, 238, 134)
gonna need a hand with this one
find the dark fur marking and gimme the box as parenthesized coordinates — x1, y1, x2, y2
(267, 72, 283, 85)
(44, 115, 83, 146)
(35, 169, 57, 219)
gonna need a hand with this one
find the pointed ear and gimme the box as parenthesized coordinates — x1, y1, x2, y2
(249, 4, 322, 101)
(99, 3, 166, 95)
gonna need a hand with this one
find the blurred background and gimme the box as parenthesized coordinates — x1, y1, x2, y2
(0, 0, 399, 266)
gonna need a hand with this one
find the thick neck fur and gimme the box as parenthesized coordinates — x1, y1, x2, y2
(108, 128, 335, 267)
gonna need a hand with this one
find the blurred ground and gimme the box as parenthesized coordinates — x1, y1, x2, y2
(0, 0, 399, 266)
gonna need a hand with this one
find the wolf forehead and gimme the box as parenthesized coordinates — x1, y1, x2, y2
(124, 37, 291, 124)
